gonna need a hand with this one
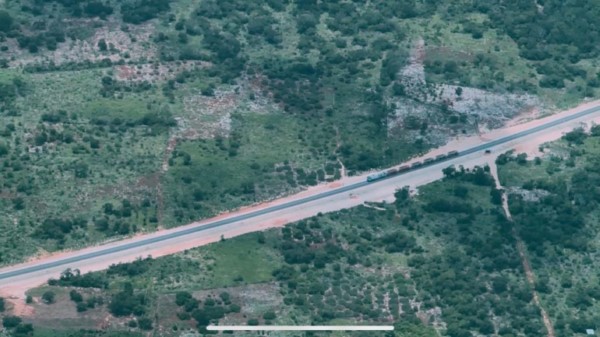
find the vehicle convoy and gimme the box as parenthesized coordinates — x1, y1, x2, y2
(366, 150, 460, 182)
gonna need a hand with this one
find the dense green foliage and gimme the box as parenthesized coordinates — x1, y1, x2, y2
(497, 130, 600, 336)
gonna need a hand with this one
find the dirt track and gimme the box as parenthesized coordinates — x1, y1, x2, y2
(489, 160, 555, 337)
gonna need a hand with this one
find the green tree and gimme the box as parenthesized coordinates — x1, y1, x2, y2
(490, 188, 503, 205)
(263, 311, 276, 320)
(70, 290, 83, 303)
(2, 316, 22, 328)
(75, 302, 87, 312)
(98, 39, 108, 51)
(0, 11, 13, 32)
(15, 323, 34, 335)
(138, 317, 153, 330)
(42, 291, 56, 304)
(0, 142, 8, 156)
(175, 291, 193, 306)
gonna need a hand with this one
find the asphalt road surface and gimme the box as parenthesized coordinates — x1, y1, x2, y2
(1, 103, 600, 287)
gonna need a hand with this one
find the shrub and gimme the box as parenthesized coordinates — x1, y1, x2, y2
(70, 290, 83, 303)
(42, 291, 56, 304)
(76, 302, 88, 312)
(175, 291, 193, 306)
(2, 316, 22, 328)
(138, 317, 153, 330)
(263, 311, 276, 320)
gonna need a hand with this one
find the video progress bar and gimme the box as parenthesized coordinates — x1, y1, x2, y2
(207, 326, 394, 331)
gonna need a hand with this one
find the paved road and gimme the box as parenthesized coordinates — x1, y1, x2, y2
(1, 103, 600, 283)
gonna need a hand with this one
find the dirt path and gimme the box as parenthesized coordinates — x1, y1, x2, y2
(334, 126, 347, 178)
(488, 160, 555, 337)
(156, 136, 179, 226)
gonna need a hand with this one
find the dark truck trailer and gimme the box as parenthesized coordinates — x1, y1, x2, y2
(397, 165, 410, 172)
(447, 150, 459, 157)
(435, 154, 446, 161)
(423, 158, 434, 165)
(411, 161, 422, 168)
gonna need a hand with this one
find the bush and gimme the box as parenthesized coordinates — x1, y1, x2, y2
(76, 302, 88, 312)
(138, 317, 153, 330)
(175, 291, 193, 306)
(490, 188, 503, 205)
(84, 2, 114, 18)
(192, 309, 210, 326)
(219, 292, 230, 303)
(42, 291, 56, 304)
(122, 0, 171, 24)
(70, 290, 83, 303)
(0, 297, 4, 312)
(2, 316, 22, 328)
(15, 323, 34, 335)
(108, 283, 147, 317)
(0, 11, 13, 32)
(263, 311, 276, 320)
(56, 268, 108, 289)
(563, 128, 588, 145)
(0, 142, 8, 157)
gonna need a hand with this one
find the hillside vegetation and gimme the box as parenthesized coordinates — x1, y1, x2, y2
(1, 0, 600, 266)
(5, 166, 543, 337)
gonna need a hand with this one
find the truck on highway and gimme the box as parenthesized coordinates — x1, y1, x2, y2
(398, 165, 410, 173)
(366, 171, 388, 182)
(366, 151, 458, 182)
(386, 168, 398, 175)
